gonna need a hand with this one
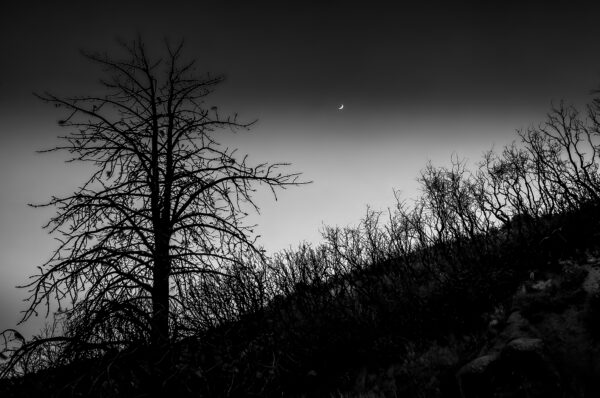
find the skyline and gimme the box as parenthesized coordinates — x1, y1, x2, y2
(3, 1, 600, 336)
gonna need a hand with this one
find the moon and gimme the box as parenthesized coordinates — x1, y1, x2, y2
(338, 104, 344, 110)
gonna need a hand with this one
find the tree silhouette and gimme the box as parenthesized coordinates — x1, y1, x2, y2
(11, 38, 303, 358)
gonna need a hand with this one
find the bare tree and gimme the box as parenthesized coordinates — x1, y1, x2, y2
(5, 37, 303, 363)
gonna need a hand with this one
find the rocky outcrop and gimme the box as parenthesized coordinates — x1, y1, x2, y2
(456, 310, 561, 398)
(456, 260, 600, 398)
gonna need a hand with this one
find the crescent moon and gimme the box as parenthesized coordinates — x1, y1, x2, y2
(338, 104, 344, 110)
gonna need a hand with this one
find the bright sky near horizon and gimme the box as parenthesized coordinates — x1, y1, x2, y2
(2, 1, 600, 337)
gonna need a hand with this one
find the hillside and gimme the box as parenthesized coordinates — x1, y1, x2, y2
(3, 96, 600, 397)
(1, 206, 600, 397)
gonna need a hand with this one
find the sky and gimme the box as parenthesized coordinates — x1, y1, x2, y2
(2, 1, 600, 337)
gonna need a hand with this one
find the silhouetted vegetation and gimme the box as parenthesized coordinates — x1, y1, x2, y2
(0, 37, 304, 382)
(3, 43, 600, 397)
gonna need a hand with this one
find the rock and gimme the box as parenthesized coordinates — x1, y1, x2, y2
(504, 337, 543, 354)
(531, 279, 553, 291)
(457, 340, 561, 397)
(499, 310, 536, 342)
(583, 265, 600, 294)
(458, 353, 498, 376)
(456, 353, 499, 398)
(457, 315, 562, 398)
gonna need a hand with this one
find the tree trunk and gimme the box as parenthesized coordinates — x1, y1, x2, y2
(151, 239, 170, 348)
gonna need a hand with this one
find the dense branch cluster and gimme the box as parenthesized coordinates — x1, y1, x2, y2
(0, 38, 302, 375)
(264, 97, 600, 324)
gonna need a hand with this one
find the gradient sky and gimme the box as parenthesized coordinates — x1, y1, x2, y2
(3, 1, 600, 336)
